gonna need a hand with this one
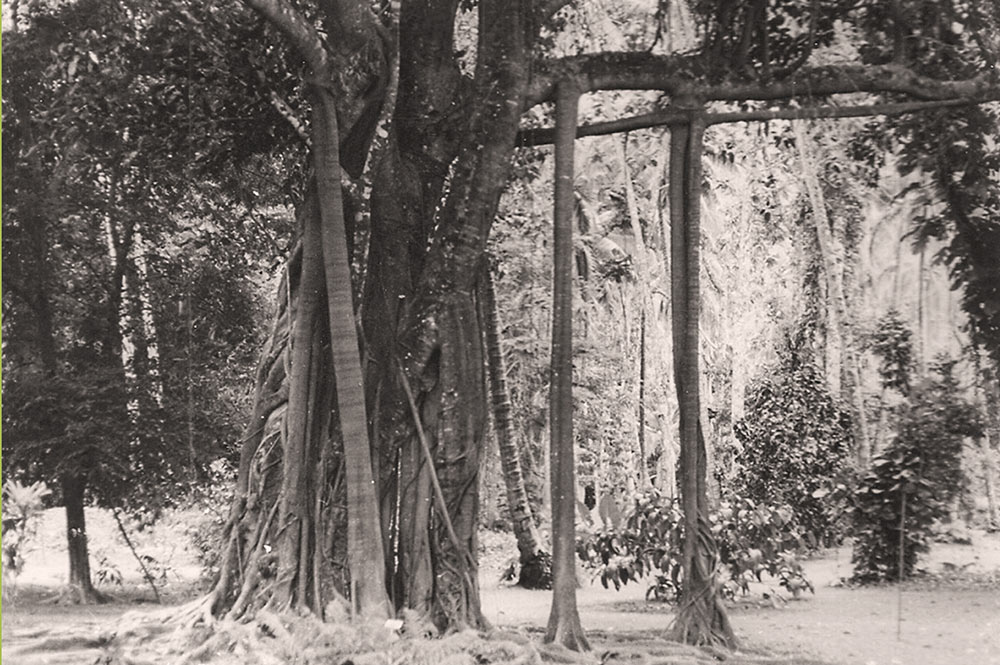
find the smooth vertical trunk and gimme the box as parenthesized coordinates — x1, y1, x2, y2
(544, 81, 589, 652)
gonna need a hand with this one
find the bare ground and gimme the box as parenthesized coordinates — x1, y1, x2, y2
(3, 509, 999, 664)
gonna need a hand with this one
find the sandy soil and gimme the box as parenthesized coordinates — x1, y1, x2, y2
(3, 509, 1000, 664)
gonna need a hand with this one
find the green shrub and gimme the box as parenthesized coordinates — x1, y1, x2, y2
(731, 348, 854, 545)
(577, 489, 813, 602)
(851, 360, 982, 583)
(2, 480, 51, 599)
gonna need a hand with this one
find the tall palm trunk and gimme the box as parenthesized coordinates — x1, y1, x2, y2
(313, 87, 389, 617)
(544, 81, 589, 652)
(481, 264, 551, 589)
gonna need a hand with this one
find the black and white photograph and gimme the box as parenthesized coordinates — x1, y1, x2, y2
(3, 1, 999, 663)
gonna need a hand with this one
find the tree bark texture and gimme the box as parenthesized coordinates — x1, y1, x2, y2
(313, 86, 390, 618)
(481, 264, 551, 589)
(358, 2, 531, 631)
(544, 81, 590, 652)
(209, 196, 356, 620)
(668, 115, 735, 648)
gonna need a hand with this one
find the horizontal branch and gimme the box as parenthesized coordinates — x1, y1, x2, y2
(516, 97, 993, 146)
(527, 53, 1000, 108)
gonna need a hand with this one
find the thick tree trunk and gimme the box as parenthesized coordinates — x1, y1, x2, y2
(363, 1, 530, 632)
(667, 114, 735, 648)
(481, 264, 551, 589)
(270, 190, 327, 612)
(207, 200, 355, 620)
(544, 81, 589, 652)
(62, 475, 105, 604)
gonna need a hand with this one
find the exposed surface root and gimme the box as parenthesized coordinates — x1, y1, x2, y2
(101, 609, 547, 665)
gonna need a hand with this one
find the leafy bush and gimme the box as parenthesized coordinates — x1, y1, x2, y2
(577, 489, 813, 602)
(2, 480, 51, 599)
(851, 360, 982, 583)
(868, 310, 914, 393)
(730, 346, 854, 545)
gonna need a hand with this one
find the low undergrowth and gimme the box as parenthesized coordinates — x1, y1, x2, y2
(577, 491, 814, 603)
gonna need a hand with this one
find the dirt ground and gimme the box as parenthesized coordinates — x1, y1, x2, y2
(3, 509, 1000, 664)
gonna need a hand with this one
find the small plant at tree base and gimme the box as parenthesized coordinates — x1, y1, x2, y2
(577, 489, 813, 603)
(94, 555, 124, 588)
(851, 359, 983, 583)
(730, 339, 854, 546)
(2, 480, 51, 599)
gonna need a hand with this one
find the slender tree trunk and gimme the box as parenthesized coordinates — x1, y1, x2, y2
(917, 245, 927, 373)
(481, 264, 551, 589)
(794, 120, 871, 467)
(62, 475, 105, 604)
(25, 167, 105, 605)
(980, 431, 999, 529)
(638, 309, 649, 486)
(977, 362, 1000, 529)
(617, 137, 651, 487)
(668, 113, 735, 648)
(544, 81, 589, 652)
(132, 229, 163, 406)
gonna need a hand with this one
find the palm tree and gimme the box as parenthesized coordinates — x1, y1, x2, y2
(481, 263, 551, 588)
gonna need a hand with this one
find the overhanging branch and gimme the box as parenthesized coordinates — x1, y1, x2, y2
(243, 0, 329, 75)
(527, 55, 1000, 107)
(516, 97, 996, 147)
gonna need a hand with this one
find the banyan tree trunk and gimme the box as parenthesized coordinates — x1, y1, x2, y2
(208, 195, 355, 620)
(210, 0, 529, 631)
